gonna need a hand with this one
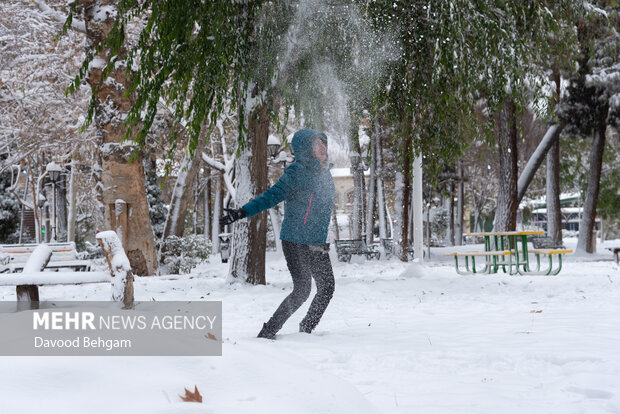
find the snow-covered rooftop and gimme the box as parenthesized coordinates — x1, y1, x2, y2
(331, 167, 370, 177)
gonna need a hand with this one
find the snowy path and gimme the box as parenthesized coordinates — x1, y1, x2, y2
(0, 242, 619, 413)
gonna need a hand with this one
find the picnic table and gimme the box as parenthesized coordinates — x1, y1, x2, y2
(446, 231, 572, 276)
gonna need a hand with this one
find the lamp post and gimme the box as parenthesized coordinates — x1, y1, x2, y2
(267, 134, 292, 167)
(46, 162, 62, 242)
(37, 194, 46, 243)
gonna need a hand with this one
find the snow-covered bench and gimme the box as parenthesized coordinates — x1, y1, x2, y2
(0, 242, 91, 273)
(530, 236, 565, 250)
(334, 239, 380, 262)
(379, 239, 421, 260)
(0, 231, 134, 309)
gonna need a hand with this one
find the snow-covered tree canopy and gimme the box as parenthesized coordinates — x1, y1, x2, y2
(558, 4, 620, 135)
(63, 0, 584, 177)
(0, 0, 95, 171)
(366, 0, 582, 180)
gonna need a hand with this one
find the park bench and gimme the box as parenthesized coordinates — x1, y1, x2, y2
(0, 231, 134, 309)
(606, 246, 620, 264)
(444, 250, 512, 275)
(0, 242, 91, 273)
(378, 238, 422, 260)
(530, 236, 565, 250)
(520, 248, 573, 276)
(334, 239, 381, 262)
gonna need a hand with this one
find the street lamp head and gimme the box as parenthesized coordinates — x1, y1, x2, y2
(268, 134, 282, 159)
(267, 143, 280, 159)
(46, 162, 62, 183)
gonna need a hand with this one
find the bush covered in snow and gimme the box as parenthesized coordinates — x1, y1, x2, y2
(159, 235, 211, 274)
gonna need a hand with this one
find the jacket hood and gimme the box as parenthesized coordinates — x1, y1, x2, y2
(291, 129, 327, 170)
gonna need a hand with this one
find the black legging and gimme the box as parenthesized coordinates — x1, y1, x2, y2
(264, 240, 335, 334)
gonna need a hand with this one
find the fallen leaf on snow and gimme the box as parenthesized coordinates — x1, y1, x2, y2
(179, 385, 202, 403)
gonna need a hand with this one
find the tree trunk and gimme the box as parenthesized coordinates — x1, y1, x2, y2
(576, 123, 606, 253)
(268, 206, 282, 253)
(493, 97, 518, 232)
(67, 159, 77, 242)
(18, 175, 29, 244)
(473, 210, 480, 233)
(203, 171, 211, 242)
(408, 201, 414, 245)
(455, 163, 464, 245)
(412, 154, 424, 260)
(426, 204, 432, 259)
(162, 140, 205, 239)
(375, 133, 387, 240)
(399, 136, 412, 261)
(193, 175, 199, 235)
(230, 92, 269, 285)
(516, 123, 565, 203)
(56, 173, 68, 241)
(365, 133, 377, 247)
(448, 183, 455, 246)
(211, 172, 222, 253)
(517, 64, 565, 204)
(349, 114, 364, 240)
(82, 0, 157, 275)
(392, 170, 405, 260)
(546, 138, 563, 245)
(26, 160, 41, 243)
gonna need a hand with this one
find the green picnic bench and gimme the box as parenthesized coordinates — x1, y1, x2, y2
(447, 231, 572, 275)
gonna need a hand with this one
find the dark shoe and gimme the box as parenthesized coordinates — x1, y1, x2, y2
(257, 323, 276, 340)
(299, 324, 312, 334)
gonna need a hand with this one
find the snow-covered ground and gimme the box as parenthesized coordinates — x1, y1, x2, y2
(1, 238, 619, 413)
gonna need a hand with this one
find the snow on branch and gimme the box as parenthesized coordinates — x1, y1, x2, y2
(201, 152, 226, 172)
(34, 0, 86, 33)
(201, 152, 236, 201)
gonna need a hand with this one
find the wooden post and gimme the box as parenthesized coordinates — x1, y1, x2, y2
(112, 200, 129, 249)
(17, 244, 52, 310)
(96, 231, 134, 309)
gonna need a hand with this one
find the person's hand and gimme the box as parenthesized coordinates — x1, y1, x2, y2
(221, 208, 245, 225)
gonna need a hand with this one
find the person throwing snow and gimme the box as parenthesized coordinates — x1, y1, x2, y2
(221, 129, 335, 339)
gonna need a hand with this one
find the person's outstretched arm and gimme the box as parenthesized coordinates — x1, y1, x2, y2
(221, 164, 303, 225)
(242, 164, 302, 217)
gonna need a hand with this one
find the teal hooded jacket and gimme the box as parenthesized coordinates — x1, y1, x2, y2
(241, 129, 335, 246)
